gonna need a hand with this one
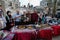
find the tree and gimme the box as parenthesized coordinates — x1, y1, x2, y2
(52, 0, 57, 17)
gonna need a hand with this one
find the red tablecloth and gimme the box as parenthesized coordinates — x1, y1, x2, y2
(13, 32, 36, 40)
(38, 29, 52, 40)
(51, 25, 60, 36)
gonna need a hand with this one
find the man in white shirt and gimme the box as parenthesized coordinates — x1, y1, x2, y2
(12, 10, 22, 25)
(45, 15, 52, 23)
(0, 11, 6, 29)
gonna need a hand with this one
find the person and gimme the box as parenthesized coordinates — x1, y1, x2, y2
(21, 11, 27, 25)
(12, 10, 22, 25)
(1, 11, 14, 31)
(42, 15, 46, 24)
(31, 10, 38, 24)
(26, 11, 31, 24)
(45, 15, 52, 24)
(0, 10, 6, 29)
(6, 11, 12, 23)
(58, 19, 60, 24)
(48, 18, 58, 25)
(38, 13, 43, 24)
(3, 11, 14, 31)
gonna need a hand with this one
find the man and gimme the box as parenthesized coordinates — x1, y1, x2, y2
(31, 10, 38, 24)
(0, 10, 6, 29)
(45, 15, 52, 23)
(21, 11, 27, 25)
(26, 11, 31, 24)
(0, 5, 7, 30)
(12, 10, 22, 25)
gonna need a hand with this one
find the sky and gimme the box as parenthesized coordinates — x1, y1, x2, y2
(19, 0, 42, 7)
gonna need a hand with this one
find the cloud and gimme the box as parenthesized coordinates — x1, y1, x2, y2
(20, 0, 28, 6)
(29, 0, 40, 6)
(20, 0, 42, 6)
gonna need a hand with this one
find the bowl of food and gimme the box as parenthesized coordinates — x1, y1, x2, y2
(27, 25, 33, 29)
(18, 25, 25, 29)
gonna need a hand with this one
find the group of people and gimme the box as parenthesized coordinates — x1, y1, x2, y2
(0, 9, 41, 31)
(0, 5, 60, 31)
(11, 10, 39, 25)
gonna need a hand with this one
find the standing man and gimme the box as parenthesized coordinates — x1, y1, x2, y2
(0, 10, 6, 29)
(31, 10, 38, 24)
(12, 10, 22, 25)
(0, 5, 7, 30)
(26, 11, 31, 24)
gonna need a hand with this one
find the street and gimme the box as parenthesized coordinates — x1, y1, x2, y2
(53, 36, 60, 40)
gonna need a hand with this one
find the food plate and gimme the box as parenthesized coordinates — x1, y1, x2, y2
(18, 25, 25, 29)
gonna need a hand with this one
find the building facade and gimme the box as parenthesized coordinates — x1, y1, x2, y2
(0, 0, 6, 16)
(0, 0, 20, 14)
(40, 0, 48, 9)
(55, 0, 60, 14)
(40, 0, 55, 14)
(57, 0, 60, 9)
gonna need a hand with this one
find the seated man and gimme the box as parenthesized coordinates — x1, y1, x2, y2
(58, 19, 60, 24)
(48, 18, 58, 25)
